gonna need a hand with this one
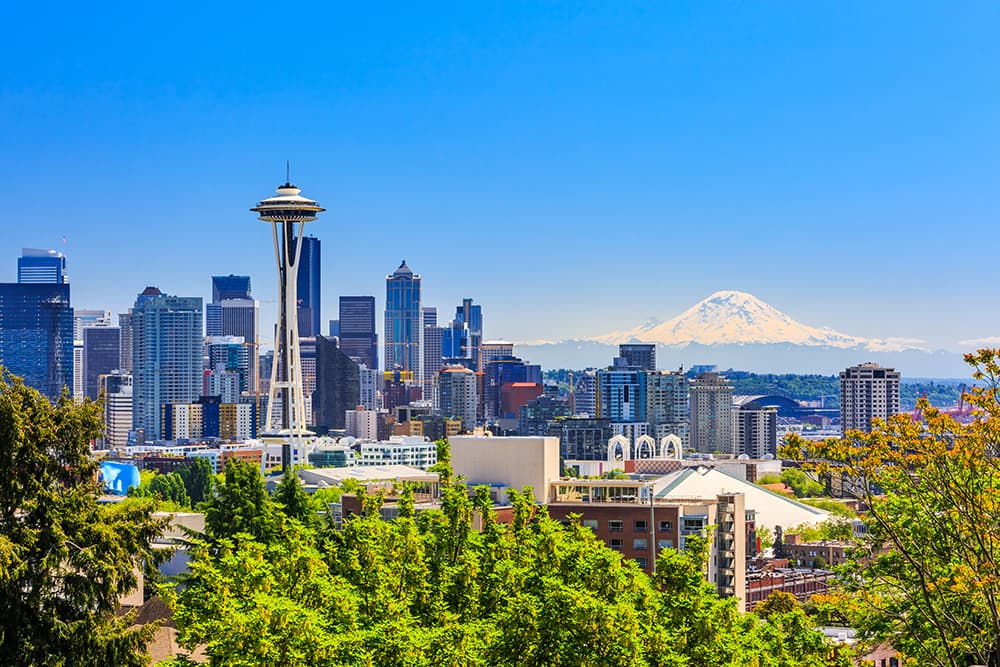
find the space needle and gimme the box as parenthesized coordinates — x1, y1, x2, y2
(251, 169, 325, 470)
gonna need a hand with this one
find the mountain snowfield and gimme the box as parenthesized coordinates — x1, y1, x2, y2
(591, 290, 926, 352)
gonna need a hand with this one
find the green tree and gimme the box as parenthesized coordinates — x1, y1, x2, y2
(169, 439, 850, 666)
(779, 468, 824, 498)
(783, 348, 1000, 667)
(148, 471, 190, 507)
(178, 456, 215, 505)
(0, 372, 166, 665)
(756, 525, 774, 550)
(273, 468, 314, 525)
(204, 458, 276, 543)
(755, 591, 800, 618)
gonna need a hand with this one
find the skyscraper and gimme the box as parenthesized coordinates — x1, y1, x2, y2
(118, 311, 133, 372)
(690, 372, 734, 453)
(619, 344, 656, 371)
(205, 335, 252, 398)
(646, 369, 689, 447)
(733, 397, 777, 458)
(83, 326, 120, 400)
(313, 335, 360, 431)
(73, 309, 111, 401)
(205, 275, 258, 394)
(99, 371, 132, 448)
(211, 274, 252, 303)
(422, 307, 444, 395)
(438, 365, 477, 433)
(296, 236, 321, 338)
(479, 341, 514, 375)
(572, 370, 597, 417)
(453, 298, 483, 370)
(338, 296, 377, 370)
(484, 355, 542, 422)
(0, 282, 73, 402)
(17, 248, 67, 284)
(384, 260, 421, 379)
(840, 362, 901, 433)
(131, 287, 203, 441)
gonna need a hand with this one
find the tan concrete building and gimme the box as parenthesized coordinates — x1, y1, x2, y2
(450, 435, 560, 501)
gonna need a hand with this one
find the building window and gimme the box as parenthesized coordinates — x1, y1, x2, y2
(633, 538, 648, 551)
(610, 538, 623, 550)
(582, 519, 599, 531)
(608, 520, 624, 532)
(658, 520, 672, 532)
(635, 557, 648, 569)
(633, 519, 648, 532)
(682, 518, 705, 532)
(657, 539, 673, 550)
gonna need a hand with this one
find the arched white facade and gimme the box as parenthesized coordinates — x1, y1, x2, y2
(607, 435, 631, 463)
(660, 434, 683, 460)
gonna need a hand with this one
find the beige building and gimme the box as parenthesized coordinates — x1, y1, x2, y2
(840, 362, 900, 433)
(690, 373, 733, 453)
(450, 435, 560, 501)
(438, 366, 478, 432)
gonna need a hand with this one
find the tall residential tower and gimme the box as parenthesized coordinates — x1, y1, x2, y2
(840, 362, 900, 433)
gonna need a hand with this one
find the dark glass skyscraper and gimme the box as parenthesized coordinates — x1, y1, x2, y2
(338, 296, 377, 370)
(313, 334, 360, 431)
(296, 236, 321, 338)
(455, 298, 483, 369)
(82, 326, 120, 400)
(0, 283, 73, 401)
(384, 261, 421, 378)
(619, 343, 656, 371)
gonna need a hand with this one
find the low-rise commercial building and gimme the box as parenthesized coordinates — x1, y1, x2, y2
(359, 436, 438, 470)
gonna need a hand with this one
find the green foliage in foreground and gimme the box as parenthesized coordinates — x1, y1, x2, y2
(164, 457, 851, 667)
(0, 372, 167, 666)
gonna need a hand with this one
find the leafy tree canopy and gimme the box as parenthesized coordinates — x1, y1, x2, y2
(0, 371, 166, 666)
(782, 349, 1000, 667)
(167, 442, 851, 666)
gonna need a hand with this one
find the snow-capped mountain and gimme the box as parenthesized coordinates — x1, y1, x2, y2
(592, 290, 925, 352)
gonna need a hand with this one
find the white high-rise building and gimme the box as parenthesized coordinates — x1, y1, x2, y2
(438, 365, 478, 433)
(840, 362, 901, 433)
(359, 365, 379, 411)
(99, 372, 132, 449)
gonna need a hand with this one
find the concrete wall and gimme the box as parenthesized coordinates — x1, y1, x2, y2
(450, 435, 559, 500)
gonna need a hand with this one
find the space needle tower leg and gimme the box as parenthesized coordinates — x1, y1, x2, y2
(251, 175, 325, 472)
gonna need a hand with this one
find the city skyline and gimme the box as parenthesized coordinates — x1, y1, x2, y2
(2, 4, 999, 352)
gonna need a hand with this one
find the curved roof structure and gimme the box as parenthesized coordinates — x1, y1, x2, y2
(733, 394, 801, 416)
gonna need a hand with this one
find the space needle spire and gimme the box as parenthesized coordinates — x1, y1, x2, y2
(251, 172, 325, 470)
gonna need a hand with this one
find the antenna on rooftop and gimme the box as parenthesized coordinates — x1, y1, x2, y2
(285, 160, 290, 184)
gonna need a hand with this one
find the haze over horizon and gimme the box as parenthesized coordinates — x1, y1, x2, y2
(2, 3, 997, 354)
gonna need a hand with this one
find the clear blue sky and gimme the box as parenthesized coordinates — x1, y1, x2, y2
(1, 2, 997, 351)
